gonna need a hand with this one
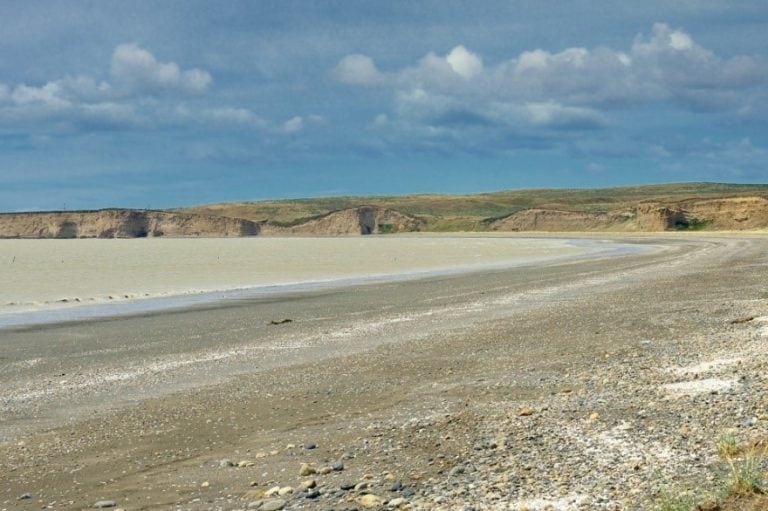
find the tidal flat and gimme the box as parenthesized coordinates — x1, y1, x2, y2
(2, 235, 767, 510)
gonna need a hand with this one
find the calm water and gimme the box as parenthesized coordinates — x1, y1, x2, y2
(0, 236, 620, 326)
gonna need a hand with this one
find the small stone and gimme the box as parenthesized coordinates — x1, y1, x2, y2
(243, 490, 264, 500)
(219, 459, 234, 467)
(304, 442, 317, 450)
(93, 501, 116, 509)
(200, 481, 210, 489)
(260, 499, 287, 511)
(319, 466, 333, 474)
(588, 412, 600, 421)
(305, 489, 321, 499)
(265, 486, 281, 497)
(449, 466, 465, 477)
(389, 480, 403, 492)
(332, 461, 344, 471)
(340, 482, 355, 491)
(299, 463, 316, 476)
(299, 479, 317, 490)
(742, 416, 758, 427)
(277, 486, 293, 496)
(354, 481, 369, 491)
(357, 494, 385, 508)
(519, 407, 534, 416)
(238, 460, 255, 468)
(389, 497, 408, 508)
(18, 493, 32, 500)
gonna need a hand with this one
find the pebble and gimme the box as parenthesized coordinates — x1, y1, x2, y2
(357, 494, 385, 508)
(93, 501, 116, 509)
(18, 493, 32, 500)
(299, 463, 316, 476)
(388, 497, 408, 508)
(332, 461, 345, 471)
(299, 479, 317, 490)
(259, 499, 287, 511)
(305, 489, 321, 499)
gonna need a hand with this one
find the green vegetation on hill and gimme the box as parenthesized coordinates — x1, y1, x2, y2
(179, 182, 768, 232)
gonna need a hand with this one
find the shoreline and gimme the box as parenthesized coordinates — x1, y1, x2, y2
(2, 234, 766, 509)
(0, 236, 647, 329)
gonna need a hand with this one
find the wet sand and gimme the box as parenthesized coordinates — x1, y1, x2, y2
(2, 235, 767, 510)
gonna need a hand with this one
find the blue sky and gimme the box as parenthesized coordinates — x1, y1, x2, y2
(1, 1, 767, 211)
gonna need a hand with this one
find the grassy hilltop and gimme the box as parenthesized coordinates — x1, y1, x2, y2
(180, 182, 768, 232)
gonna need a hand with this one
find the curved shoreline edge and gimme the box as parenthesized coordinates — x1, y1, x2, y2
(0, 237, 652, 330)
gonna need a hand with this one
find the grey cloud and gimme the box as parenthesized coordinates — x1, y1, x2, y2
(339, 23, 766, 125)
(110, 44, 212, 96)
(333, 54, 383, 85)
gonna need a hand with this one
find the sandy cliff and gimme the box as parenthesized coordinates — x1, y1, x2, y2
(0, 209, 262, 238)
(489, 195, 768, 232)
(262, 206, 426, 235)
(2, 194, 766, 237)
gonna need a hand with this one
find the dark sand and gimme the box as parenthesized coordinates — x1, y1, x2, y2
(2, 235, 767, 510)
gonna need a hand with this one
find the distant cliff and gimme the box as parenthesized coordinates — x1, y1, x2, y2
(2, 190, 768, 238)
(488, 196, 768, 232)
(263, 206, 426, 235)
(0, 209, 261, 238)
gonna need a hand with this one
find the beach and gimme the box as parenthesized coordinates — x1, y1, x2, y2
(2, 234, 768, 510)
(0, 236, 618, 327)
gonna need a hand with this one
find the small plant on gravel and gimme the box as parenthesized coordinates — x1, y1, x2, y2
(653, 491, 697, 511)
(718, 432, 741, 458)
(722, 450, 766, 497)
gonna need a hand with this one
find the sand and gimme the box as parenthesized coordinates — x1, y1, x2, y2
(0, 237, 614, 325)
(1, 234, 767, 510)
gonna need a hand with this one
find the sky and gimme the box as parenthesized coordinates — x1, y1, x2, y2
(1, 1, 767, 211)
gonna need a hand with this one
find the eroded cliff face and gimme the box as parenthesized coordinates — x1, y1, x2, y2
(489, 196, 768, 232)
(262, 206, 426, 235)
(2, 196, 766, 237)
(0, 210, 262, 238)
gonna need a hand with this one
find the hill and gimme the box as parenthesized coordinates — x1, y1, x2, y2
(2, 183, 768, 238)
(180, 182, 768, 232)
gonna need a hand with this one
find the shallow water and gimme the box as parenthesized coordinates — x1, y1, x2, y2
(0, 236, 624, 326)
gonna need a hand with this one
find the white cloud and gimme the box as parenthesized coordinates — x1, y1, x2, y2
(11, 83, 71, 108)
(110, 43, 212, 95)
(524, 102, 606, 129)
(445, 45, 483, 78)
(77, 102, 140, 127)
(203, 107, 263, 126)
(0, 83, 10, 101)
(333, 22, 768, 155)
(341, 23, 767, 116)
(282, 115, 304, 133)
(333, 54, 383, 85)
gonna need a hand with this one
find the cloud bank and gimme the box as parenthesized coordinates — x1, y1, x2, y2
(334, 23, 767, 137)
